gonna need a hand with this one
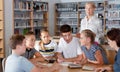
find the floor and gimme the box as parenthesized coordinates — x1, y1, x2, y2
(0, 58, 3, 72)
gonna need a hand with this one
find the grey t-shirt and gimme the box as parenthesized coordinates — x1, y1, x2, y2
(23, 48, 37, 59)
(5, 54, 34, 72)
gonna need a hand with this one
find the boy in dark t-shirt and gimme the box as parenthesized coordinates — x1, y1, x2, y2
(23, 31, 45, 64)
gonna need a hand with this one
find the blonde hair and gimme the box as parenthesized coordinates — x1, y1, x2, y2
(85, 2, 96, 8)
(40, 29, 49, 36)
(81, 29, 96, 44)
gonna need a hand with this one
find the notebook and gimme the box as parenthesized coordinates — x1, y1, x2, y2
(68, 63, 82, 69)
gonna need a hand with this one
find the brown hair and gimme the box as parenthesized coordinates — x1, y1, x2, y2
(85, 2, 96, 8)
(81, 29, 96, 44)
(106, 28, 120, 47)
(9, 34, 25, 49)
(60, 24, 71, 33)
(25, 31, 35, 38)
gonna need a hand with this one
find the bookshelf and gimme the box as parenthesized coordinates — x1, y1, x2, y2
(13, 0, 48, 39)
(0, 0, 4, 58)
(105, 1, 120, 32)
(33, 1, 48, 39)
(54, 2, 79, 35)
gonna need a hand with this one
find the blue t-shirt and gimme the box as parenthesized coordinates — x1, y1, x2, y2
(5, 54, 34, 72)
(81, 44, 108, 64)
(113, 48, 120, 72)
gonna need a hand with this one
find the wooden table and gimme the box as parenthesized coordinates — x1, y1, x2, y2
(54, 65, 113, 72)
(41, 62, 113, 72)
(55, 66, 93, 72)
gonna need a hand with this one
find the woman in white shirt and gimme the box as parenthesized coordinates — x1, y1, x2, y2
(78, 2, 103, 43)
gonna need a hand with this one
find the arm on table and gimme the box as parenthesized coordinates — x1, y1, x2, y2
(31, 62, 61, 72)
(88, 50, 104, 65)
(56, 52, 83, 62)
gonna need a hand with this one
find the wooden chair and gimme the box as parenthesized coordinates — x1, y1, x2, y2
(2, 58, 6, 72)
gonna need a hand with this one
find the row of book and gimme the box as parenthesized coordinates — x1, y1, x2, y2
(58, 12, 78, 18)
(14, 0, 48, 11)
(14, 20, 45, 28)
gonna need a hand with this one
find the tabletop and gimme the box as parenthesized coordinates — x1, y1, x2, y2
(40, 62, 113, 72)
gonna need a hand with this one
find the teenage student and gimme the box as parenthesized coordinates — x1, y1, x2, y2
(5, 34, 61, 72)
(23, 31, 45, 64)
(35, 29, 58, 60)
(56, 24, 83, 62)
(95, 28, 120, 72)
(79, 29, 108, 65)
(77, 2, 103, 43)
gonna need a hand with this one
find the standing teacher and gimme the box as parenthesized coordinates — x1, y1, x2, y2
(78, 2, 103, 44)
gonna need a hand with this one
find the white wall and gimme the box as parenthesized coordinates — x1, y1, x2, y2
(4, 0, 13, 57)
(41, 0, 61, 36)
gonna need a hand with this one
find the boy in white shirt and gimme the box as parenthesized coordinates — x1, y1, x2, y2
(57, 24, 83, 62)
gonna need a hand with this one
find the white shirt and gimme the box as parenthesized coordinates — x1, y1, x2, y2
(79, 15, 103, 43)
(57, 37, 82, 58)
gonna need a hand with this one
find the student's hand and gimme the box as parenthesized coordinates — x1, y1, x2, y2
(95, 67, 107, 72)
(57, 56, 65, 63)
(57, 58, 64, 63)
(36, 64, 47, 68)
(57, 55, 64, 63)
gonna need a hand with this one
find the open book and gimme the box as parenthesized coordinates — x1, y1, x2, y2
(82, 65, 95, 71)
(68, 64, 82, 69)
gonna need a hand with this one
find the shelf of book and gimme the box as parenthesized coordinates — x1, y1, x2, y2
(55, 2, 79, 35)
(13, 0, 48, 40)
(105, 1, 120, 32)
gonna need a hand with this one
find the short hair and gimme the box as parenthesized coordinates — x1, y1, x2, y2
(60, 24, 71, 33)
(9, 34, 25, 49)
(40, 29, 49, 36)
(106, 28, 120, 47)
(81, 29, 96, 44)
(85, 2, 96, 8)
(25, 31, 35, 38)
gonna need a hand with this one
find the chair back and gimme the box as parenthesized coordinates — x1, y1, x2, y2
(2, 58, 6, 72)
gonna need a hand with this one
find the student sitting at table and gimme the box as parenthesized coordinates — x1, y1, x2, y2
(95, 28, 120, 72)
(56, 24, 83, 62)
(23, 31, 45, 64)
(5, 34, 61, 72)
(79, 29, 108, 65)
(35, 29, 58, 60)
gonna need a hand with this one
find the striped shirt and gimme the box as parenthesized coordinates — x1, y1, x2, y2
(35, 40, 57, 57)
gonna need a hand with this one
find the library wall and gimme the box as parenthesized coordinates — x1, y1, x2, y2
(4, 0, 61, 57)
